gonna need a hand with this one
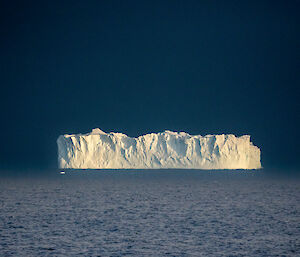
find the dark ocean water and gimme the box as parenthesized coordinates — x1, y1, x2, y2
(0, 170, 299, 256)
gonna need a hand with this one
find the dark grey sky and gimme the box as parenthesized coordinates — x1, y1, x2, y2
(0, 0, 299, 170)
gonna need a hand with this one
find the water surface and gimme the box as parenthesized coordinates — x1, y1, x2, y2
(0, 170, 299, 256)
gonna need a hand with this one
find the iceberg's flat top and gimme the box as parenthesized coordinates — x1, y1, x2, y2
(57, 128, 261, 170)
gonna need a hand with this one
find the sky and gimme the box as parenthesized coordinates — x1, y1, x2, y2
(0, 0, 299, 171)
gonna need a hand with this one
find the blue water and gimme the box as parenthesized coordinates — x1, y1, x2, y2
(0, 170, 299, 256)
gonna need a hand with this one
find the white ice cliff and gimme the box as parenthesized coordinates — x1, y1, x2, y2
(57, 128, 261, 170)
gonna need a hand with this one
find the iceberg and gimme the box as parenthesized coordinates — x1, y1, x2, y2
(57, 128, 261, 170)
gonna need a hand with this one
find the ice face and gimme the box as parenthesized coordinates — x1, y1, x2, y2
(57, 129, 261, 169)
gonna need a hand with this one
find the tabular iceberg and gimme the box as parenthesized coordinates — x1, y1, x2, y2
(57, 128, 261, 170)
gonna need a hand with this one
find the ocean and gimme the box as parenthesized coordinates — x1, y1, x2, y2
(0, 170, 299, 256)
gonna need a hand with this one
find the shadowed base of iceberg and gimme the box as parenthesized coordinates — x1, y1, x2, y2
(60, 168, 263, 173)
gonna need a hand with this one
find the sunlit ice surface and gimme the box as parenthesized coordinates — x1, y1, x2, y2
(57, 128, 261, 170)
